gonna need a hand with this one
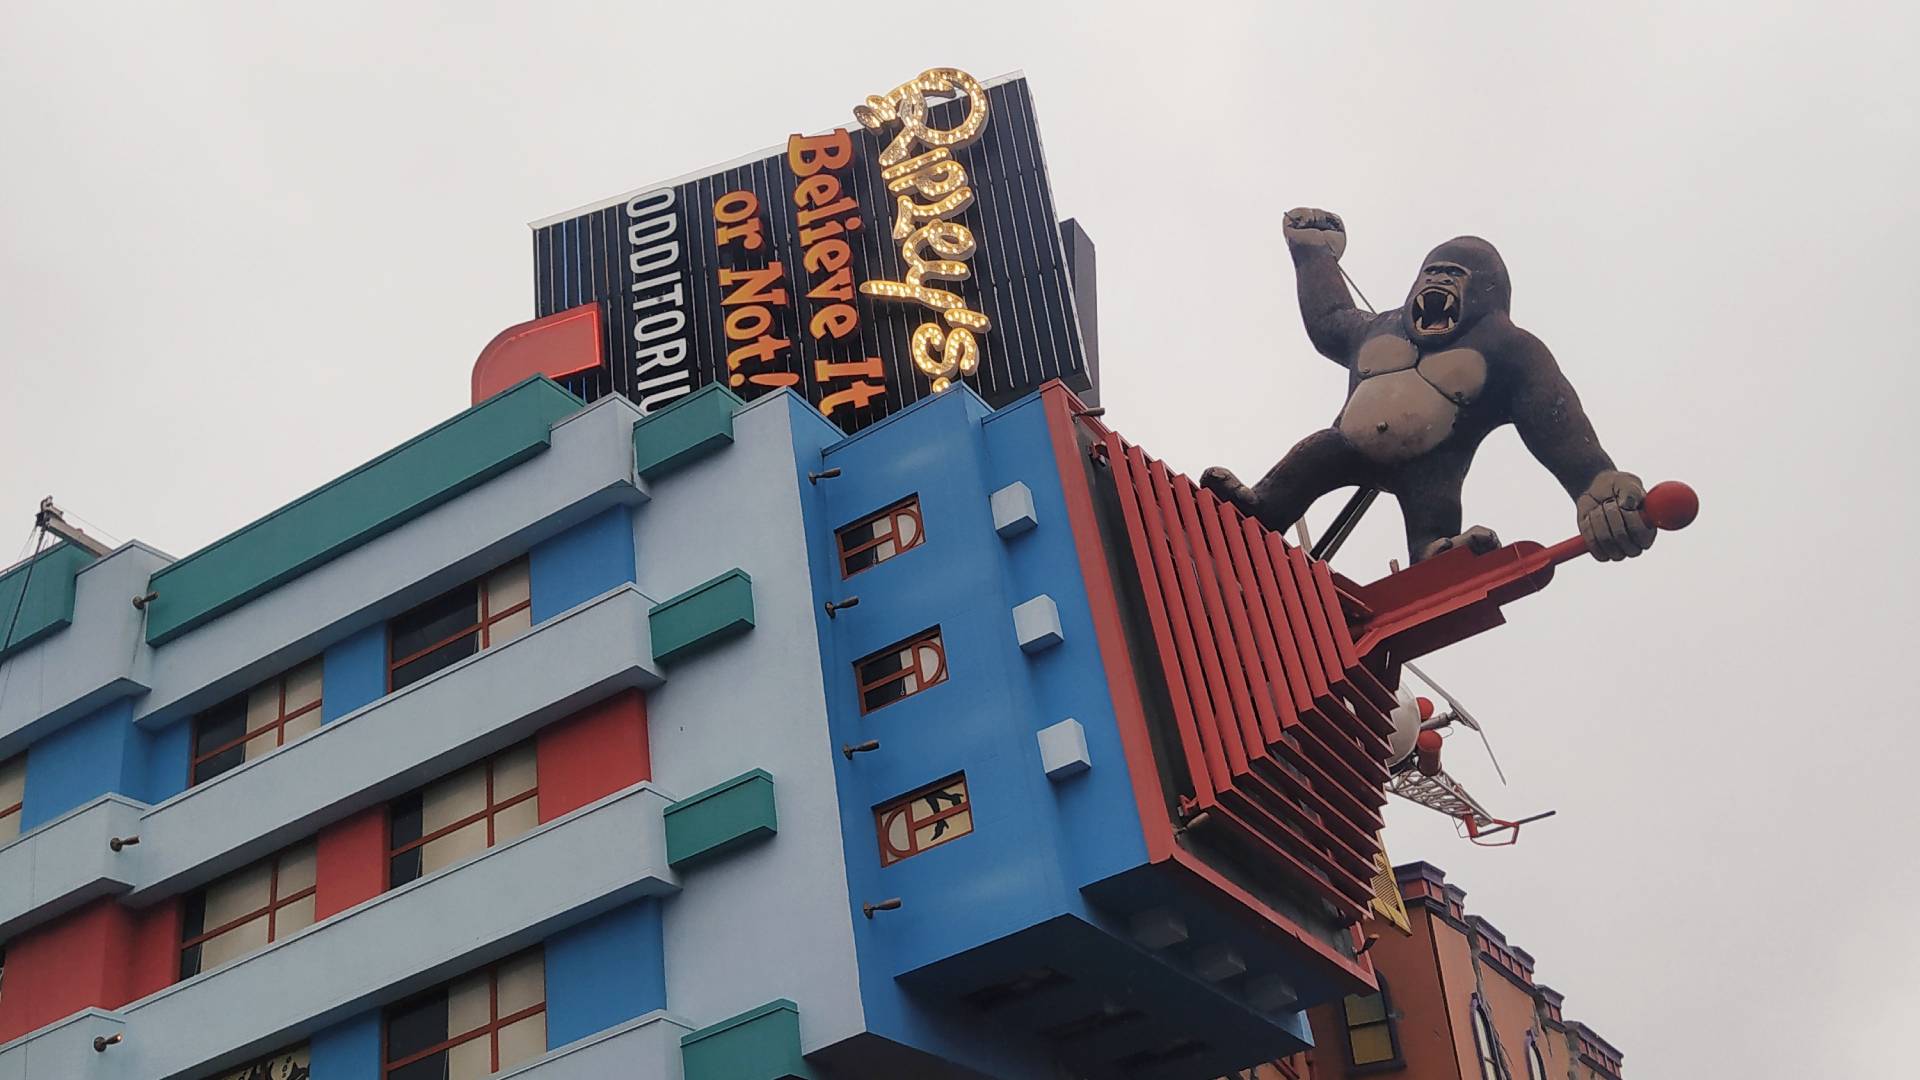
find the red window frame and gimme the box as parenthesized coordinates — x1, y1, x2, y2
(875, 773, 971, 866)
(0, 753, 22, 839)
(190, 672, 323, 786)
(385, 561, 532, 692)
(836, 495, 926, 577)
(382, 953, 546, 1078)
(180, 846, 317, 979)
(387, 747, 540, 886)
(854, 628, 948, 714)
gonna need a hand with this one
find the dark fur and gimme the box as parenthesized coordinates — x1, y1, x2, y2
(1206, 233, 1619, 561)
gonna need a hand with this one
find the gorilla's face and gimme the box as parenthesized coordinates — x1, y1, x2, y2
(1407, 260, 1470, 340)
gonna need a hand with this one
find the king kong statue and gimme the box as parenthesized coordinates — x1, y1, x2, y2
(1200, 208, 1654, 564)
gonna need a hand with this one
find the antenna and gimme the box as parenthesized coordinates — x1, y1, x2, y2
(1404, 661, 1507, 785)
(36, 498, 113, 558)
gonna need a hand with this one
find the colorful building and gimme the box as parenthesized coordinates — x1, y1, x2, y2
(0, 65, 1668, 1080)
(1270, 863, 1625, 1080)
(0, 369, 1432, 1079)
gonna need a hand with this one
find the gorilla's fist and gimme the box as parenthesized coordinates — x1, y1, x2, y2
(1284, 207, 1347, 260)
(1577, 470, 1656, 561)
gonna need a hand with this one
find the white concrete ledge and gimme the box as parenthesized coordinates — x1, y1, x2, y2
(0, 795, 146, 939)
(132, 395, 648, 729)
(503, 1010, 694, 1080)
(6, 783, 680, 1080)
(123, 583, 661, 903)
(0, 543, 168, 757)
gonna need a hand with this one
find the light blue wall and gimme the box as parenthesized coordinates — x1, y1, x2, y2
(544, 899, 666, 1047)
(309, 1008, 381, 1080)
(529, 505, 637, 621)
(322, 623, 388, 723)
(138, 718, 193, 806)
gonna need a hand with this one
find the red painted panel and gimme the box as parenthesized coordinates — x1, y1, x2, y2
(0, 895, 178, 1041)
(537, 689, 650, 822)
(470, 304, 603, 405)
(1145, 458, 1250, 779)
(317, 805, 391, 919)
(1171, 480, 1272, 759)
(1119, 443, 1228, 795)
(123, 900, 181, 1003)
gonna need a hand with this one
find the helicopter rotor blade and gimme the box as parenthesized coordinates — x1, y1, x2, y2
(1405, 661, 1506, 785)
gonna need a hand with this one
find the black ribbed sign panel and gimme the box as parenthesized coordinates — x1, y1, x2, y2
(531, 75, 1088, 432)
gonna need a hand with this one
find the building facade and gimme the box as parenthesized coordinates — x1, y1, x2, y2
(1, 371, 1441, 1080)
(1276, 863, 1624, 1080)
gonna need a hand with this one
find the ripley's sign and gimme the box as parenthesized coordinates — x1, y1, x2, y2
(529, 69, 1091, 432)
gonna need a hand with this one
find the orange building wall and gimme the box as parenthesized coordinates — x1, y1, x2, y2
(1290, 863, 1623, 1080)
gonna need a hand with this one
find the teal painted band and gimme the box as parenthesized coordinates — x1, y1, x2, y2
(142, 377, 582, 645)
(633, 383, 742, 480)
(0, 542, 95, 661)
(680, 998, 814, 1080)
(664, 768, 776, 869)
(648, 568, 754, 665)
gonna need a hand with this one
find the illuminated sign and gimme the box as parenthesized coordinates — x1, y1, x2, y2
(531, 69, 1091, 431)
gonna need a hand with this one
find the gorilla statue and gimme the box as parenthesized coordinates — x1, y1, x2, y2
(1201, 208, 1653, 564)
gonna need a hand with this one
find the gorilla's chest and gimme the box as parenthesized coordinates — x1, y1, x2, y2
(1338, 336, 1488, 464)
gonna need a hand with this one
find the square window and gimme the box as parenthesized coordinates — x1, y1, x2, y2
(836, 496, 926, 577)
(388, 559, 532, 691)
(876, 774, 972, 866)
(181, 842, 322, 978)
(389, 741, 540, 888)
(384, 950, 545, 1080)
(0, 754, 24, 843)
(855, 629, 948, 713)
(191, 661, 325, 786)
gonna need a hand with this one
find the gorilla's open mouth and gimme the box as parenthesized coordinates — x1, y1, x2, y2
(1412, 287, 1460, 335)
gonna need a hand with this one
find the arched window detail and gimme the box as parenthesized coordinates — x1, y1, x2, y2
(1525, 1032, 1548, 1080)
(1470, 996, 1506, 1080)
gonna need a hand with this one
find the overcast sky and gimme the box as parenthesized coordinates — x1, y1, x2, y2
(2, 3, 1913, 1077)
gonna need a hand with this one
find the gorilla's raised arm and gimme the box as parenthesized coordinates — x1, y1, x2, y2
(1283, 208, 1371, 364)
(1504, 328, 1617, 499)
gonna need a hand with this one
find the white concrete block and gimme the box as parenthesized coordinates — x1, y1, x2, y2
(1036, 719, 1090, 780)
(1129, 908, 1189, 950)
(1192, 943, 1246, 982)
(1012, 595, 1063, 653)
(991, 482, 1038, 538)
(1245, 974, 1299, 1014)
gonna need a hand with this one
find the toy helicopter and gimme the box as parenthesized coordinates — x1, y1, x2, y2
(1380, 661, 1555, 847)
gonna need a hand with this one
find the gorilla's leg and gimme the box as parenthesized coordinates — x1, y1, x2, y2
(1394, 451, 1496, 562)
(1200, 429, 1372, 535)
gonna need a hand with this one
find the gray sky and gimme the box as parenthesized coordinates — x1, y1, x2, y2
(2, 3, 1913, 1076)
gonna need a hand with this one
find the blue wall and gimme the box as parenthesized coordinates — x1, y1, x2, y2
(323, 623, 389, 722)
(529, 506, 636, 622)
(310, 1008, 381, 1080)
(792, 389, 1147, 1076)
(543, 898, 666, 1047)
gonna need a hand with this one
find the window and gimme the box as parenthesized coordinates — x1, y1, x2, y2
(876, 773, 972, 866)
(0, 753, 23, 843)
(212, 1044, 310, 1080)
(837, 496, 925, 576)
(389, 742, 539, 887)
(191, 659, 324, 786)
(855, 628, 948, 713)
(388, 560, 532, 691)
(1343, 979, 1400, 1066)
(180, 842, 317, 979)
(384, 949, 545, 1079)
(1525, 1035, 1547, 1080)
(1471, 999, 1506, 1080)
